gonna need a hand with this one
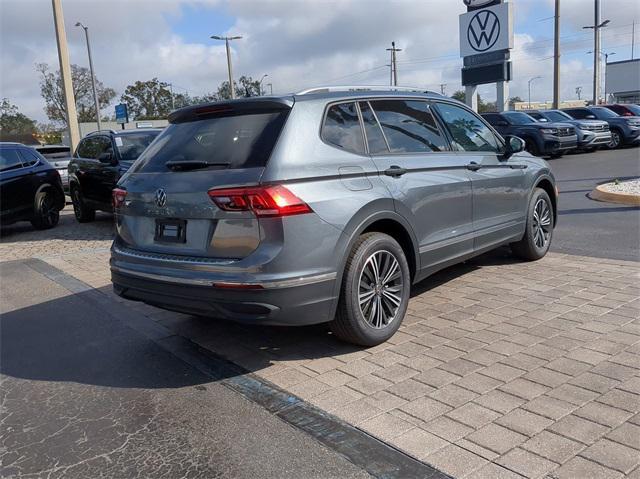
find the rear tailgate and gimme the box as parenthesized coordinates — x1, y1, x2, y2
(115, 98, 293, 260)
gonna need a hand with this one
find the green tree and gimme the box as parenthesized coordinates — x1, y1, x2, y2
(451, 90, 466, 102)
(120, 78, 174, 120)
(36, 63, 116, 125)
(0, 99, 37, 139)
(509, 96, 523, 110)
(217, 76, 262, 100)
(450, 90, 496, 112)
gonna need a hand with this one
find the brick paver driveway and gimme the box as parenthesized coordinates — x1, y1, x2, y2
(3, 206, 639, 478)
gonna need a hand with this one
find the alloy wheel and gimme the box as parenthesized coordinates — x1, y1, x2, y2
(609, 131, 621, 149)
(532, 197, 552, 249)
(41, 193, 58, 226)
(358, 250, 404, 329)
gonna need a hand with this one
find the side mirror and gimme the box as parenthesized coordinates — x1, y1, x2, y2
(98, 151, 116, 165)
(502, 135, 526, 160)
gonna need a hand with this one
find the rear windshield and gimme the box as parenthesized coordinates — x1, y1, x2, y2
(116, 132, 160, 162)
(130, 111, 288, 173)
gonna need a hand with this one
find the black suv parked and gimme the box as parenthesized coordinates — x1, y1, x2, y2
(0, 142, 65, 229)
(561, 106, 640, 149)
(482, 111, 577, 157)
(68, 129, 161, 222)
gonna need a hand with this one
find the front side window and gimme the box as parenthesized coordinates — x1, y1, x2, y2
(116, 132, 159, 162)
(545, 111, 573, 122)
(322, 102, 365, 154)
(503, 112, 537, 125)
(590, 107, 619, 119)
(435, 102, 500, 152)
(564, 109, 590, 120)
(370, 100, 447, 153)
(77, 137, 106, 159)
(0, 148, 23, 172)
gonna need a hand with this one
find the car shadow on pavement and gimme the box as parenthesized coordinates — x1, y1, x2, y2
(1, 247, 523, 391)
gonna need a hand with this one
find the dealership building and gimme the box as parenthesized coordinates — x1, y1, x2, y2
(606, 59, 640, 104)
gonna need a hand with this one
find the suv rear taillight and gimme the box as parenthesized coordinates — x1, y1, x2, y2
(208, 185, 312, 217)
(112, 188, 127, 209)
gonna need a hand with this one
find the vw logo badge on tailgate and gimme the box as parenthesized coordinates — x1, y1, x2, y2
(155, 188, 167, 208)
(467, 9, 500, 52)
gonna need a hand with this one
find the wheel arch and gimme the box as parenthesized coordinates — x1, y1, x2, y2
(34, 182, 64, 211)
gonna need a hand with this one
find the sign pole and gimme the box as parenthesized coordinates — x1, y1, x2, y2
(497, 80, 509, 112)
(465, 85, 478, 111)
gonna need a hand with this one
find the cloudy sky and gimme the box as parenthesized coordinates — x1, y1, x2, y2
(1, 0, 638, 123)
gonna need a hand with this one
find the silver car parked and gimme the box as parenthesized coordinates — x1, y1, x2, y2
(110, 87, 557, 346)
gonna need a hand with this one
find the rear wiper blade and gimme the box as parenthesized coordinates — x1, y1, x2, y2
(165, 160, 230, 171)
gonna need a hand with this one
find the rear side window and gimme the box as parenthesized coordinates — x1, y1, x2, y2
(322, 102, 365, 154)
(369, 100, 448, 153)
(359, 101, 389, 154)
(77, 136, 111, 159)
(116, 133, 159, 162)
(435, 102, 500, 153)
(132, 111, 288, 173)
(0, 148, 23, 172)
(18, 148, 41, 166)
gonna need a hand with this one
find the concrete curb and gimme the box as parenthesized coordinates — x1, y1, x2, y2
(590, 183, 640, 206)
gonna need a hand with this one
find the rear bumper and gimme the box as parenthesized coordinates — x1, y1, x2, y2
(110, 258, 338, 326)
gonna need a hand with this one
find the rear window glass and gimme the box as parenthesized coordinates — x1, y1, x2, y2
(131, 111, 288, 173)
(116, 132, 159, 162)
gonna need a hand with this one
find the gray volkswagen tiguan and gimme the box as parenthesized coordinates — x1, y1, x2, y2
(110, 87, 557, 346)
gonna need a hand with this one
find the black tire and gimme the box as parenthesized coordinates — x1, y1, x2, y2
(71, 186, 95, 223)
(524, 138, 540, 156)
(330, 232, 411, 346)
(511, 188, 554, 261)
(608, 129, 622, 149)
(550, 153, 563, 159)
(30, 189, 60, 230)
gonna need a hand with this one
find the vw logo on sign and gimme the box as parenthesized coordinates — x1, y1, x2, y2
(155, 188, 167, 208)
(467, 9, 501, 52)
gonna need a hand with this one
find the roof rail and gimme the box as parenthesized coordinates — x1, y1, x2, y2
(86, 129, 118, 136)
(295, 85, 442, 96)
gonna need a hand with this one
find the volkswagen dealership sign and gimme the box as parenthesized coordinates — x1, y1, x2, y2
(459, 2, 513, 58)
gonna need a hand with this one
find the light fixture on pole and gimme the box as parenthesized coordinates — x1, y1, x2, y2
(75, 21, 101, 130)
(211, 35, 242, 99)
(583, 0, 610, 104)
(259, 74, 268, 95)
(528, 76, 542, 108)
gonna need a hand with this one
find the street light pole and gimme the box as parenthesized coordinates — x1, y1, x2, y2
(528, 76, 542, 109)
(583, 0, 610, 105)
(259, 74, 268, 95)
(267, 83, 273, 95)
(75, 22, 101, 131)
(211, 35, 242, 99)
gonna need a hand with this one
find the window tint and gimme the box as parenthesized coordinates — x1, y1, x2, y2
(370, 100, 447, 153)
(545, 111, 572, 122)
(503, 112, 536, 125)
(116, 132, 159, 162)
(564, 109, 589, 119)
(0, 148, 23, 172)
(78, 137, 101, 159)
(359, 102, 389, 154)
(322, 102, 365, 154)
(482, 113, 503, 124)
(590, 107, 618, 119)
(435, 102, 500, 152)
(132, 110, 289, 173)
(18, 148, 41, 166)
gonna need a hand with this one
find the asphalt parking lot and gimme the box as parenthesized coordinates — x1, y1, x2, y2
(1, 148, 639, 479)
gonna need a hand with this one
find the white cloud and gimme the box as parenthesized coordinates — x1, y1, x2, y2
(0, 0, 638, 123)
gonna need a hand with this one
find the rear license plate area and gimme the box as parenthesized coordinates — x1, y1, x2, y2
(154, 219, 187, 243)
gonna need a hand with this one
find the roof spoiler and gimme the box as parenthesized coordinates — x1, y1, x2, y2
(168, 97, 294, 124)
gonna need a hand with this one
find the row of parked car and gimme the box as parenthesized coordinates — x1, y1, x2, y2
(481, 104, 640, 158)
(1, 102, 638, 234)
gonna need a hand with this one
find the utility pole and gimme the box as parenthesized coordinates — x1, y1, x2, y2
(211, 35, 242, 99)
(439, 83, 447, 95)
(76, 22, 101, 131)
(552, 0, 560, 109)
(52, 0, 80, 151)
(632, 21, 636, 60)
(169, 83, 175, 110)
(576, 86, 582, 100)
(583, 0, 610, 105)
(267, 83, 273, 95)
(386, 42, 401, 86)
